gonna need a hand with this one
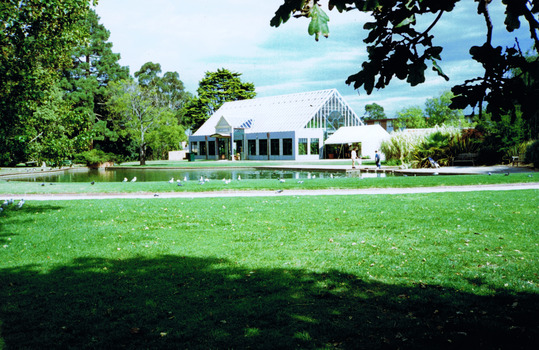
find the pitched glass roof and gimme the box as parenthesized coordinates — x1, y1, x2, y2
(193, 89, 362, 135)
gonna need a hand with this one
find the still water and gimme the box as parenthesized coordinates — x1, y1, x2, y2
(12, 168, 388, 183)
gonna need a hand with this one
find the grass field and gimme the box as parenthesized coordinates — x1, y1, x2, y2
(1, 189, 537, 349)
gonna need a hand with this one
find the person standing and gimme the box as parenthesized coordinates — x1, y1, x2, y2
(351, 148, 357, 168)
(375, 150, 381, 169)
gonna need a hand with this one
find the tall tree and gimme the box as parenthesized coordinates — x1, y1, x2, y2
(107, 79, 159, 166)
(424, 91, 467, 127)
(363, 103, 386, 121)
(183, 68, 256, 131)
(0, 0, 95, 165)
(271, 1, 538, 129)
(60, 8, 130, 153)
(394, 106, 427, 129)
(108, 63, 189, 165)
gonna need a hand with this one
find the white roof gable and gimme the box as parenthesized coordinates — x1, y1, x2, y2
(193, 89, 356, 135)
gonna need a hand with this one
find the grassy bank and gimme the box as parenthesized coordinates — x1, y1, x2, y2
(0, 173, 537, 195)
(1, 190, 537, 349)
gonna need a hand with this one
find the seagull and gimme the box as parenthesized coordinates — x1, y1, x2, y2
(199, 176, 204, 182)
(204, 177, 210, 182)
(123, 177, 128, 182)
(17, 199, 25, 209)
(330, 174, 334, 179)
(169, 178, 174, 183)
(237, 175, 241, 181)
(279, 179, 285, 183)
(131, 177, 137, 182)
(488, 172, 492, 176)
(184, 176, 187, 182)
(224, 179, 231, 184)
(198, 181, 205, 185)
(297, 180, 304, 184)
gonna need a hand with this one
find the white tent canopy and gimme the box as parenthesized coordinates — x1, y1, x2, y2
(325, 125, 390, 159)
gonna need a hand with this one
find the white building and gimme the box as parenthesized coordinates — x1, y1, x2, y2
(188, 89, 388, 160)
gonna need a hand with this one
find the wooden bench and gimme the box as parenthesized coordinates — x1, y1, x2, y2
(452, 153, 478, 166)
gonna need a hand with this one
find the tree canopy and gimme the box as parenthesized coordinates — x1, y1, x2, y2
(271, 0, 538, 135)
(363, 103, 386, 121)
(0, 0, 97, 165)
(183, 68, 256, 132)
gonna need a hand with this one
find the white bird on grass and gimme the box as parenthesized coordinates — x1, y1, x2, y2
(184, 176, 187, 182)
(237, 175, 241, 181)
(123, 177, 128, 182)
(17, 199, 25, 209)
(131, 177, 137, 182)
(279, 178, 286, 183)
(169, 177, 174, 183)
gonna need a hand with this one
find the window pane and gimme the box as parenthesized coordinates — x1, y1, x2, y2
(259, 139, 268, 156)
(310, 138, 319, 155)
(200, 141, 207, 156)
(208, 141, 215, 156)
(298, 138, 307, 155)
(283, 138, 292, 156)
(248, 140, 256, 155)
(271, 139, 280, 155)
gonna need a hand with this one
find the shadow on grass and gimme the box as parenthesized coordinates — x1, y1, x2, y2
(0, 255, 537, 349)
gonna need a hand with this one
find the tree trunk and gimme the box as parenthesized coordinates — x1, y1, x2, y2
(139, 144, 146, 165)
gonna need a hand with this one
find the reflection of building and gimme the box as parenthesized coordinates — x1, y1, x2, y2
(188, 89, 388, 160)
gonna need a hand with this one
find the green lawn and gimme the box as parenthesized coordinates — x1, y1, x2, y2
(1, 190, 537, 349)
(0, 173, 537, 195)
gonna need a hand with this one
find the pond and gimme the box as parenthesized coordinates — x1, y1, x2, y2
(9, 168, 389, 183)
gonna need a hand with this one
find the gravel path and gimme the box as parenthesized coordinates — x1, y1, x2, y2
(7, 182, 538, 201)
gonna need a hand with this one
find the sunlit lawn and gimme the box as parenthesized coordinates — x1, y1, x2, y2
(1, 190, 537, 349)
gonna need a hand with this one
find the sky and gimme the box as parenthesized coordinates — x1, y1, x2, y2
(94, 0, 533, 119)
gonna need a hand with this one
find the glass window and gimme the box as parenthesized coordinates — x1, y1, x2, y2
(259, 139, 268, 156)
(191, 142, 198, 155)
(200, 141, 207, 156)
(298, 138, 308, 155)
(310, 138, 319, 155)
(208, 141, 215, 156)
(271, 139, 280, 156)
(248, 139, 256, 156)
(282, 138, 292, 156)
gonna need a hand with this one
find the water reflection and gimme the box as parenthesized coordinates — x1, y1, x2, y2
(11, 168, 356, 182)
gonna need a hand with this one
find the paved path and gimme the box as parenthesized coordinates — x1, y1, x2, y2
(8, 182, 538, 201)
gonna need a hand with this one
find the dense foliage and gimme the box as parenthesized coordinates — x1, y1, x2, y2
(182, 68, 256, 132)
(0, 0, 97, 165)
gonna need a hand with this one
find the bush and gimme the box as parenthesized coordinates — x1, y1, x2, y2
(74, 149, 117, 166)
(525, 140, 539, 168)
